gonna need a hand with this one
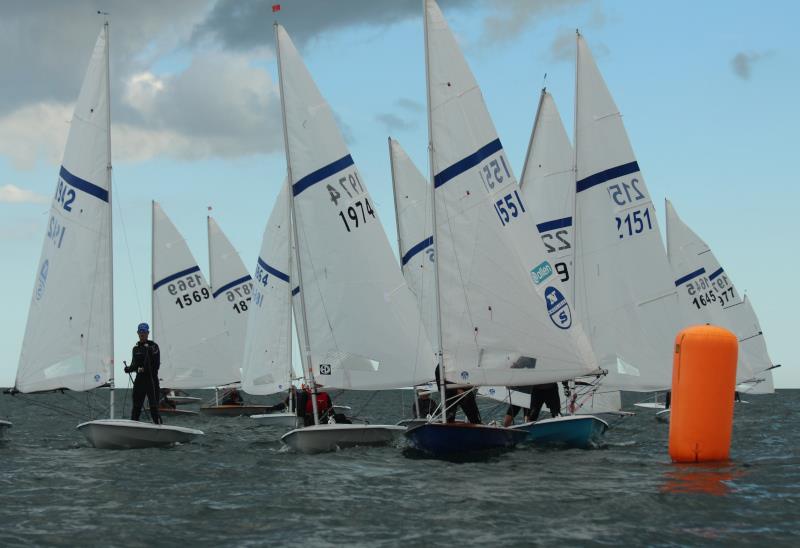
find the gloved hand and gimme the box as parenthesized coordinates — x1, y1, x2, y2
(124, 366, 131, 374)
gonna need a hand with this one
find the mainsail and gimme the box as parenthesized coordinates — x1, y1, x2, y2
(241, 182, 294, 396)
(151, 202, 235, 389)
(16, 29, 112, 393)
(423, 0, 596, 387)
(665, 199, 775, 392)
(573, 32, 682, 391)
(208, 216, 253, 371)
(275, 24, 435, 390)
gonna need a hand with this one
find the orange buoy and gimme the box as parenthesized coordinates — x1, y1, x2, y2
(668, 325, 738, 463)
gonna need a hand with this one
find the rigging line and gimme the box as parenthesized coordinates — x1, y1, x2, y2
(113, 177, 144, 319)
(12, 393, 86, 419)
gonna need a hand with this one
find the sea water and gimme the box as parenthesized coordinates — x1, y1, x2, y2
(1, 389, 798, 546)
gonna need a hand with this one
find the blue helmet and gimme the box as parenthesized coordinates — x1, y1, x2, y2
(137, 322, 150, 333)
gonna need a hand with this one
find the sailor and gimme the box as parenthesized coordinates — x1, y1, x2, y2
(527, 382, 562, 422)
(412, 389, 437, 419)
(125, 323, 162, 424)
(435, 365, 482, 424)
(221, 387, 244, 405)
(302, 384, 335, 426)
(502, 385, 536, 426)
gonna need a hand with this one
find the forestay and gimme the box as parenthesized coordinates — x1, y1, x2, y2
(520, 90, 575, 304)
(665, 200, 775, 392)
(208, 216, 253, 370)
(389, 138, 436, 340)
(152, 202, 235, 389)
(573, 33, 682, 391)
(731, 297, 776, 394)
(276, 25, 435, 389)
(424, 0, 596, 386)
(17, 30, 112, 393)
(241, 183, 294, 396)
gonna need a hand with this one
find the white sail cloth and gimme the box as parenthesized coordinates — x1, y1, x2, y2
(16, 29, 112, 393)
(573, 33, 683, 391)
(665, 200, 775, 392)
(241, 183, 294, 396)
(423, 0, 596, 387)
(152, 202, 235, 389)
(208, 216, 253, 371)
(276, 24, 435, 390)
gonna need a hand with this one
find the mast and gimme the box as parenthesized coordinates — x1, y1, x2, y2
(423, 1, 447, 425)
(206, 216, 213, 289)
(519, 87, 547, 189)
(104, 19, 115, 419)
(274, 22, 319, 424)
(150, 201, 156, 358)
(571, 29, 580, 327)
(286, 187, 295, 413)
(388, 137, 421, 420)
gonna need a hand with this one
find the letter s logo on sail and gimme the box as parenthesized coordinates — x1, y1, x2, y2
(544, 286, 571, 329)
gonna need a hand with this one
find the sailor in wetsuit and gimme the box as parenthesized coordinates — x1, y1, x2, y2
(412, 390, 437, 419)
(528, 383, 562, 421)
(435, 365, 482, 424)
(125, 323, 162, 424)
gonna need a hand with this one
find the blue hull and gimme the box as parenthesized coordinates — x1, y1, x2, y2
(513, 415, 608, 449)
(404, 422, 528, 458)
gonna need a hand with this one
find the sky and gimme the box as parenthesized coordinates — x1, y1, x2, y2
(1, 0, 798, 389)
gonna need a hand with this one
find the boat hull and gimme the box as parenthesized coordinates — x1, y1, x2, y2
(250, 412, 299, 428)
(0, 420, 11, 439)
(511, 415, 608, 449)
(404, 422, 528, 457)
(281, 424, 405, 454)
(656, 409, 671, 423)
(158, 407, 199, 416)
(199, 405, 268, 417)
(169, 396, 202, 405)
(76, 419, 203, 449)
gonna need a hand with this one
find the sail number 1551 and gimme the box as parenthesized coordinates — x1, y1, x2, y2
(494, 190, 526, 227)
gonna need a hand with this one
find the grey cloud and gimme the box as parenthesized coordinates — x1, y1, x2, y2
(481, 0, 589, 44)
(192, 0, 475, 52)
(731, 51, 770, 80)
(548, 28, 609, 63)
(395, 98, 424, 113)
(376, 112, 417, 133)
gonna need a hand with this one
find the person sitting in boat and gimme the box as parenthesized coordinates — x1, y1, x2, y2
(124, 322, 162, 425)
(434, 365, 481, 424)
(527, 382, 562, 422)
(221, 388, 244, 406)
(412, 389, 437, 419)
(265, 386, 299, 413)
(160, 388, 177, 410)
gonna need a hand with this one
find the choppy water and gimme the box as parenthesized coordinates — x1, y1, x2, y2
(1, 388, 798, 546)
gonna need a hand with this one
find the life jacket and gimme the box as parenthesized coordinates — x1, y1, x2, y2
(305, 392, 332, 415)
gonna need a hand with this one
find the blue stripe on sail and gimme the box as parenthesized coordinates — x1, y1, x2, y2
(401, 236, 433, 266)
(576, 161, 640, 193)
(674, 267, 706, 287)
(536, 217, 573, 234)
(292, 286, 300, 296)
(293, 155, 354, 197)
(212, 274, 253, 298)
(708, 267, 724, 281)
(433, 139, 503, 188)
(153, 265, 201, 291)
(59, 166, 109, 203)
(257, 257, 290, 283)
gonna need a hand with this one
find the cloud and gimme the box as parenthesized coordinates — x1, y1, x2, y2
(0, 184, 49, 204)
(731, 51, 770, 80)
(396, 98, 424, 113)
(376, 113, 417, 133)
(548, 28, 609, 64)
(481, 0, 589, 44)
(0, 102, 72, 170)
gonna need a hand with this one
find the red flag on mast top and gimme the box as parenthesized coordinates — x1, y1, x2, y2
(272, 4, 281, 12)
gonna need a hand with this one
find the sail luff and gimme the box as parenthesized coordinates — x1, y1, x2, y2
(104, 20, 115, 418)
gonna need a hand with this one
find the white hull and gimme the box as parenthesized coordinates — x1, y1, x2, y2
(250, 412, 299, 427)
(0, 420, 11, 439)
(76, 419, 203, 449)
(634, 402, 667, 410)
(281, 424, 405, 454)
(656, 409, 671, 423)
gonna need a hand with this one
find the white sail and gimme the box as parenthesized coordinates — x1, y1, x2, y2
(574, 33, 682, 391)
(520, 89, 575, 303)
(276, 24, 435, 390)
(665, 199, 775, 392)
(208, 216, 253, 371)
(241, 183, 293, 395)
(151, 202, 235, 389)
(479, 385, 621, 416)
(16, 29, 112, 393)
(389, 138, 436, 340)
(732, 296, 776, 394)
(424, 0, 596, 387)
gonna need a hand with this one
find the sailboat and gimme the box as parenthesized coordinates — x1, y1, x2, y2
(572, 30, 685, 397)
(0, 420, 10, 438)
(273, 22, 436, 453)
(14, 23, 202, 449)
(150, 202, 255, 416)
(242, 181, 302, 428)
(404, 0, 600, 457)
(201, 216, 268, 416)
(665, 199, 778, 394)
